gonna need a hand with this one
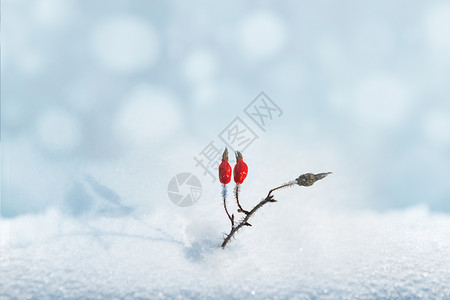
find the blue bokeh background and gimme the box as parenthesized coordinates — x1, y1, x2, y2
(2, 0, 450, 217)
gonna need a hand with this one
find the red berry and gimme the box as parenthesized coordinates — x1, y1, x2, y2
(233, 151, 248, 184)
(219, 148, 232, 184)
(219, 160, 232, 184)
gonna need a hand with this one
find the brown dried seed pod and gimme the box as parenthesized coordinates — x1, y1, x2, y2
(296, 172, 331, 186)
(296, 173, 316, 186)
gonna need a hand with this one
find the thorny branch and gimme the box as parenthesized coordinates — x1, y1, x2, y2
(221, 172, 332, 248)
(235, 184, 249, 215)
(222, 184, 234, 227)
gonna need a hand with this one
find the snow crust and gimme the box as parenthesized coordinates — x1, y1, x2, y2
(2, 197, 450, 299)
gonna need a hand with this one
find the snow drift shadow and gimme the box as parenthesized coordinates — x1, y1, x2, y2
(183, 239, 218, 262)
(64, 174, 133, 217)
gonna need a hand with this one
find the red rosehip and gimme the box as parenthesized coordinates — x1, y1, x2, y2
(219, 148, 232, 184)
(233, 151, 248, 184)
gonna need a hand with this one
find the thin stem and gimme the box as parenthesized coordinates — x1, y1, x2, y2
(266, 183, 292, 197)
(221, 183, 287, 248)
(221, 172, 331, 249)
(222, 184, 234, 228)
(235, 183, 249, 214)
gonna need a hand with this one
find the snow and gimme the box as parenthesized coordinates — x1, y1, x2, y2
(2, 202, 450, 298)
(1, 136, 450, 298)
(3, 0, 450, 298)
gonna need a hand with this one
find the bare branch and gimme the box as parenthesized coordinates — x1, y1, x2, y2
(222, 184, 234, 228)
(235, 184, 249, 215)
(221, 172, 332, 248)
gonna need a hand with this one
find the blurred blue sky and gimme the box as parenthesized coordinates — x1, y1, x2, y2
(2, 0, 450, 217)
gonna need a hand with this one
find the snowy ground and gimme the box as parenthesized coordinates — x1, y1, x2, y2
(1, 134, 449, 299)
(2, 190, 450, 299)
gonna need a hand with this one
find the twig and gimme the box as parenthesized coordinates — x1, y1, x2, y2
(221, 172, 332, 248)
(235, 184, 249, 214)
(221, 191, 276, 248)
(222, 184, 234, 228)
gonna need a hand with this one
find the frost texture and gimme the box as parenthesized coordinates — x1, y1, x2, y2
(2, 204, 450, 298)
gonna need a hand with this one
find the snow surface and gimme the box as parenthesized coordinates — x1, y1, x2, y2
(2, 201, 450, 299)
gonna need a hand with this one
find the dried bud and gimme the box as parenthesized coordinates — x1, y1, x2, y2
(222, 148, 229, 161)
(315, 172, 332, 181)
(235, 151, 243, 161)
(296, 172, 332, 187)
